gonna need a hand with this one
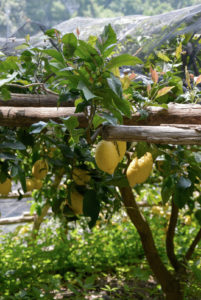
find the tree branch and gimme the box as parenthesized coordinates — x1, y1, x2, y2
(166, 199, 182, 271)
(119, 186, 181, 296)
(185, 227, 201, 261)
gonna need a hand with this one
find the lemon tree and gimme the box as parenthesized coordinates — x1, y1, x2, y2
(1, 25, 201, 300)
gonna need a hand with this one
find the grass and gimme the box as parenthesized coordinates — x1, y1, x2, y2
(0, 209, 200, 299)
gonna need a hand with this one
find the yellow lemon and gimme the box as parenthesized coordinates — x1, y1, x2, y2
(68, 190, 83, 215)
(0, 178, 11, 195)
(33, 178, 43, 189)
(72, 168, 91, 186)
(32, 159, 48, 180)
(126, 152, 153, 187)
(26, 179, 35, 192)
(95, 140, 127, 175)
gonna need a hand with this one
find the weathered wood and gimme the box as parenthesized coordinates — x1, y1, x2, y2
(102, 124, 201, 144)
(0, 93, 74, 107)
(0, 106, 88, 127)
(0, 102, 201, 127)
(124, 103, 201, 125)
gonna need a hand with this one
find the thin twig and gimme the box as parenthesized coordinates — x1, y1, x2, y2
(185, 228, 201, 261)
(7, 83, 58, 95)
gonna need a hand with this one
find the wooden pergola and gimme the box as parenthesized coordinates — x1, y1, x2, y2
(1, 93, 201, 145)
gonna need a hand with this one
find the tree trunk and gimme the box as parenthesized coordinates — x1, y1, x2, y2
(119, 186, 184, 299)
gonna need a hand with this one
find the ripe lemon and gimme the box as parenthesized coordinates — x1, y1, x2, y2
(33, 178, 43, 189)
(95, 140, 127, 175)
(68, 190, 83, 215)
(72, 168, 91, 186)
(126, 152, 153, 187)
(26, 179, 35, 192)
(0, 178, 11, 195)
(32, 159, 48, 180)
(26, 178, 43, 191)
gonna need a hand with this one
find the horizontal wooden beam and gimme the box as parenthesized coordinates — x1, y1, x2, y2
(102, 124, 201, 145)
(124, 103, 201, 126)
(0, 93, 74, 107)
(0, 102, 200, 127)
(0, 106, 88, 127)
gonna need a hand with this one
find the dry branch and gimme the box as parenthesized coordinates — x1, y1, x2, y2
(102, 124, 201, 145)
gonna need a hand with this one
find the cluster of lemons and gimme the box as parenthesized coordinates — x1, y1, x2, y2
(95, 140, 153, 187)
(68, 140, 153, 215)
(0, 159, 49, 196)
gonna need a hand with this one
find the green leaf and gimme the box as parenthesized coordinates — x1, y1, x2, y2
(96, 24, 117, 56)
(100, 112, 118, 125)
(177, 177, 191, 189)
(92, 114, 105, 129)
(62, 33, 77, 58)
(0, 72, 18, 87)
(107, 74, 123, 98)
(45, 28, 61, 38)
(0, 142, 26, 150)
(17, 165, 26, 193)
(0, 153, 18, 160)
(75, 40, 101, 64)
(161, 176, 174, 204)
(112, 94, 131, 117)
(61, 116, 79, 130)
(70, 128, 84, 143)
(30, 121, 47, 134)
(195, 209, 201, 226)
(78, 81, 96, 101)
(156, 51, 171, 62)
(106, 54, 143, 70)
(1, 87, 11, 100)
(83, 190, 100, 228)
(43, 49, 64, 64)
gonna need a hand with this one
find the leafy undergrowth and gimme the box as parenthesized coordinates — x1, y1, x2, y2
(0, 211, 200, 299)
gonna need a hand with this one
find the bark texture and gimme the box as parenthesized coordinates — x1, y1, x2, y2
(119, 186, 183, 299)
(102, 124, 201, 144)
(0, 93, 74, 107)
(0, 106, 88, 127)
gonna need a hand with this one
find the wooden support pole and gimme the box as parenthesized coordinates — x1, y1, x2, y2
(0, 93, 73, 107)
(124, 103, 201, 126)
(0, 102, 200, 128)
(102, 124, 201, 145)
(0, 106, 88, 127)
